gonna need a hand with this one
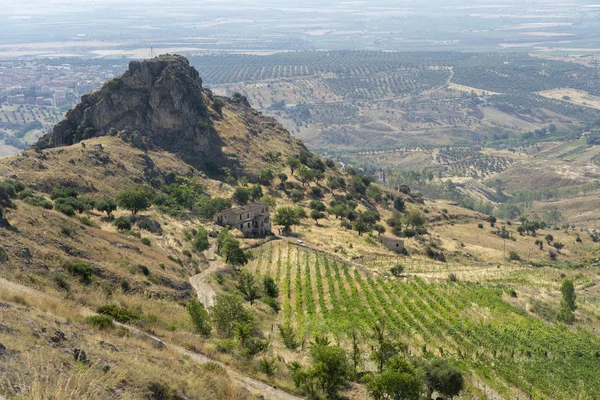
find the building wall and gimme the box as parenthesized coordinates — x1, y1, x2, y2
(378, 236, 404, 253)
(214, 205, 271, 237)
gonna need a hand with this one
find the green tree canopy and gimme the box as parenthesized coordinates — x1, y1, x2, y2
(193, 226, 210, 252)
(273, 207, 301, 233)
(211, 294, 251, 338)
(95, 196, 117, 217)
(424, 358, 464, 399)
(187, 299, 211, 336)
(236, 271, 261, 305)
(364, 357, 423, 400)
(116, 186, 153, 215)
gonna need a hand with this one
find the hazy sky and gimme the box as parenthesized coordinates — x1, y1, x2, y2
(1, 0, 599, 56)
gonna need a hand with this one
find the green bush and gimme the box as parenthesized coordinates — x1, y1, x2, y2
(51, 187, 78, 200)
(67, 262, 93, 285)
(141, 237, 151, 246)
(403, 228, 416, 238)
(24, 195, 53, 209)
(196, 196, 232, 219)
(232, 187, 251, 205)
(54, 197, 87, 214)
(76, 216, 100, 228)
(51, 273, 71, 292)
(120, 279, 131, 292)
(263, 296, 280, 313)
(85, 315, 114, 329)
(114, 216, 132, 230)
(290, 190, 304, 203)
(54, 202, 75, 216)
(97, 304, 141, 323)
(193, 226, 209, 252)
(187, 299, 211, 336)
(18, 189, 33, 199)
(508, 251, 521, 261)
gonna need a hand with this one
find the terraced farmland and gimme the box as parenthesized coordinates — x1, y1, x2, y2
(248, 242, 600, 400)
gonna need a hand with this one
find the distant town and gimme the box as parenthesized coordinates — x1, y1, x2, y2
(0, 60, 127, 156)
(0, 60, 124, 108)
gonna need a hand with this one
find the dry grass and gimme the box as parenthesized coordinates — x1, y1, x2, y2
(0, 285, 246, 400)
(538, 88, 600, 110)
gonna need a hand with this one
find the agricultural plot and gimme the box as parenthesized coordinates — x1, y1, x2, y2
(437, 148, 514, 179)
(0, 104, 63, 151)
(192, 51, 600, 153)
(248, 242, 600, 400)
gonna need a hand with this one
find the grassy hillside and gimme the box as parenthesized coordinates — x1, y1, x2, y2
(1, 55, 600, 399)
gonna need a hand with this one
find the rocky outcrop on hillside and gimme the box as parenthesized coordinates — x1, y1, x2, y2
(36, 54, 305, 177)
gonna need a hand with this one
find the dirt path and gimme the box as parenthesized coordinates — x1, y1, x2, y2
(189, 245, 219, 309)
(0, 277, 302, 400)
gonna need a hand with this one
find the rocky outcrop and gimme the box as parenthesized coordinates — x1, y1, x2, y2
(36, 54, 302, 176)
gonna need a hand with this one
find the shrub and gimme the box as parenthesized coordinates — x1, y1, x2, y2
(448, 273, 458, 282)
(51, 273, 71, 292)
(243, 337, 269, 358)
(54, 197, 87, 214)
(67, 262, 93, 285)
(478, 223, 484, 229)
(97, 304, 141, 323)
(51, 187, 78, 200)
(508, 251, 521, 261)
(211, 294, 252, 338)
(193, 226, 209, 252)
(258, 169, 275, 186)
(141, 237, 151, 246)
(290, 190, 304, 203)
(195, 196, 231, 219)
(54, 202, 75, 216)
(390, 265, 404, 277)
(311, 187, 324, 199)
(76, 216, 100, 228)
(114, 216, 132, 231)
(23, 193, 53, 209)
(263, 296, 280, 313)
(120, 279, 131, 292)
(259, 357, 278, 379)
(279, 324, 299, 350)
(249, 185, 263, 201)
(232, 187, 251, 205)
(212, 98, 225, 115)
(137, 265, 150, 276)
(187, 299, 211, 336)
(264, 276, 279, 298)
(85, 315, 114, 330)
(403, 228, 416, 238)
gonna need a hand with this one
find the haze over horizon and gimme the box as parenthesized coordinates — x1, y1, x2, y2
(2, 0, 600, 58)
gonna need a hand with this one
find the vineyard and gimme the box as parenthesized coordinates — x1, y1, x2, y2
(249, 242, 600, 400)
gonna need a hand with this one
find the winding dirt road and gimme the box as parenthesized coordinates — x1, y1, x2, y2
(189, 248, 218, 309)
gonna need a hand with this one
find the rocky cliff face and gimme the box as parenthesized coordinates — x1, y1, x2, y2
(37, 54, 304, 177)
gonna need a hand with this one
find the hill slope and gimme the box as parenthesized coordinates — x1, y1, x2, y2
(36, 54, 305, 178)
(1, 55, 600, 400)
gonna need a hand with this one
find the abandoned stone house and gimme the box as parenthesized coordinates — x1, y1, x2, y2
(378, 236, 405, 254)
(213, 202, 271, 237)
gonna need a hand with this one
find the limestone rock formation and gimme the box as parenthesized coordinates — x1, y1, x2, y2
(36, 54, 305, 177)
